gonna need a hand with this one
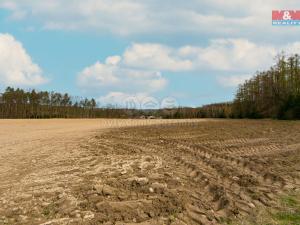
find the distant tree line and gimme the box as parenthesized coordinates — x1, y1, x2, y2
(0, 87, 139, 119)
(0, 87, 217, 119)
(197, 103, 233, 118)
(0, 87, 231, 119)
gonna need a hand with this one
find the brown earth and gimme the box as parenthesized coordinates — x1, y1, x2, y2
(0, 119, 299, 225)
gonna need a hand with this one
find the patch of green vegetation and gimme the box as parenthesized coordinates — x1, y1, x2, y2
(272, 193, 300, 224)
(219, 217, 233, 224)
(42, 203, 58, 218)
(228, 191, 300, 225)
(42, 207, 50, 217)
(280, 194, 299, 208)
(274, 211, 300, 224)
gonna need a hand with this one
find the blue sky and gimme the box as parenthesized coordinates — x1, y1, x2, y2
(0, 1, 299, 108)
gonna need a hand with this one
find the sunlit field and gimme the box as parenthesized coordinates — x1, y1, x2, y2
(0, 119, 299, 224)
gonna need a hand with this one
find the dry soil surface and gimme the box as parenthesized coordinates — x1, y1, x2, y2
(0, 119, 299, 225)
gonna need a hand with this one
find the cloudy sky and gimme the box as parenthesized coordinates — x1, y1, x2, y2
(0, 1, 299, 107)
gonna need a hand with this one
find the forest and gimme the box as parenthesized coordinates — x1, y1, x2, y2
(232, 54, 300, 119)
(198, 54, 300, 119)
(0, 88, 142, 118)
(0, 54, 299, 119)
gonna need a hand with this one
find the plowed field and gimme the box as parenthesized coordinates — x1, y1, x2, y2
(0, 119, 299, 225)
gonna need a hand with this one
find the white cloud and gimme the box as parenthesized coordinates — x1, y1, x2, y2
(193, 39, 277, 71)
(123, 43, 193, 71)
(78, 61, 119, 87)
(217, 74, 252, 87)
(123, 39, 299, 73)
(77, 56, 168, 94)
(0, 0, 151, 35)
(79, 39, 300, 95)
(105, 55, 121, 65)
(1, 0, 299, 41)
(0, 1, 17, 10)
(0, 33, 47, 86)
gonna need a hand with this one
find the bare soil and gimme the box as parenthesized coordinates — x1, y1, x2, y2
(0, 119, 299, 225)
